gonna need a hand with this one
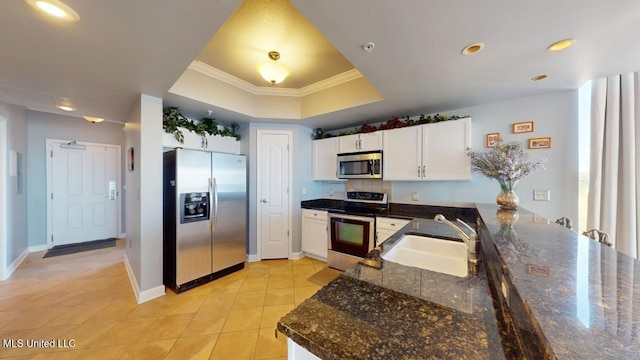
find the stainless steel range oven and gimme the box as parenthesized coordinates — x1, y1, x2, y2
(327, 192, 387, 271)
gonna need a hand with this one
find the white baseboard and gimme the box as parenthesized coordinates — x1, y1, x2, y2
(123, 254, 165, 304)
(246, 254, 261, 262)
(29, 244, 48, 252)
(289, 251, 304, 260)
(3, 248, 29, 280)
(301, 252, 327, 263)
(138, 285, 166, 303)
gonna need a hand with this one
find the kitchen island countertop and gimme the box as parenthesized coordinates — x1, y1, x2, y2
(279, 200, 640, 359)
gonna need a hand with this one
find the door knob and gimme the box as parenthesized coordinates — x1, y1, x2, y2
(261, 199, 268, 203)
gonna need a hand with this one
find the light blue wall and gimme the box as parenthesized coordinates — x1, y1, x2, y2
(26, 111, 126, 247)
(321, 90, 580, 222)
(0, 103, 28, 268)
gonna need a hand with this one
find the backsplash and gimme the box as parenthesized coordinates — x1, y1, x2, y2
(346, 179, 392, 199)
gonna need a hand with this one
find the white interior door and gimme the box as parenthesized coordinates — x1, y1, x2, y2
(49, 141, 119, 247)
(257, 131, 291, 259)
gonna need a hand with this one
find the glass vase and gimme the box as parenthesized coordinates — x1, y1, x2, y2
(496, 180, 519, 209)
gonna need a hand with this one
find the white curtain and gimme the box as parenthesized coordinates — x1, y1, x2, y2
(587, 72, 640, 258)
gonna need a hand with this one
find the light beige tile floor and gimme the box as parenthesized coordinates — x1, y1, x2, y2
(0, 240, 327, 359)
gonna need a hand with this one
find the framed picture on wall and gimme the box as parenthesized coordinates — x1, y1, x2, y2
(528, 137, 551, 149)
(486, 133, 500, 148)
(513, 121, 534, 133)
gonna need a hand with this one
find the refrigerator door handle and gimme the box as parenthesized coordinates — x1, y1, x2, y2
(213, 177, 219, 230)
(208, 178, 213, 233)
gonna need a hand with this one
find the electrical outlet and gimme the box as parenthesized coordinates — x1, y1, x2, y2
(411, 192, 419, 201)
(302, 187, 307, 195)
(533, 189, 550, 201)
(328, 188, 334, 196)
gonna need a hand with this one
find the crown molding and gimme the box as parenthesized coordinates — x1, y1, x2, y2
(299, 68, 363, 96)
(188, 61, 363, 98)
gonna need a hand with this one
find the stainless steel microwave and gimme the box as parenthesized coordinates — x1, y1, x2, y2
(337, 151, 382, 179)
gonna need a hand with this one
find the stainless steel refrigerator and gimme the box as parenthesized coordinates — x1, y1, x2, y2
(163, 149, 246, 293)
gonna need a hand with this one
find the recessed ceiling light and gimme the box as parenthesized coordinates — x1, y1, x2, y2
(24, 0, 80, 22)
(55, 96, 76, 111)
(531, 74, 548, 82)
(547, 39, 575, 52)
(461, 43, 484, 55)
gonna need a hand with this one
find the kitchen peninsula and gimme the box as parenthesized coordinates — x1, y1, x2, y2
(278, 202, 640, 359)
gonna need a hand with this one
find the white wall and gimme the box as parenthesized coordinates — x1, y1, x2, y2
(321, 90, 580, 222)
(246, 123, 321, 257)
(26, 111, 126, 247)
(0, 103, 28, 276)
(124, 94, 164, 302)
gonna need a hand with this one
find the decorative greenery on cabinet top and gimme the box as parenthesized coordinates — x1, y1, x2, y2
(313, 113, 469, 140)
(163, 107, 241, 143)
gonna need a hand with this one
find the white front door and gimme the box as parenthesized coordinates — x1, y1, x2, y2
(49, 141, 119, 247)
(257, 130, 291, 259)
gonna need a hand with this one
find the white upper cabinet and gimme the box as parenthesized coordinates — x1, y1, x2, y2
(383, 118, 471, 181)
(312, 137, 340, 181)
(423, 118, 471, 180)
(163, 127, 241, 154)
(383, 126, 423, 180)
(338, 132, 383, 153)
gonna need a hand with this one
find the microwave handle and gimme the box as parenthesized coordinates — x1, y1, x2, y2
(369, 159, 374, 175)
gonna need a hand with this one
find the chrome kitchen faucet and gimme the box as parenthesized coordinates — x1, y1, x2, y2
(434, 214, 480, 273)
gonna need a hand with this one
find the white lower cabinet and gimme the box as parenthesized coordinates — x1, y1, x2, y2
(288, 338, 321, 360)
(302, 209, 328, 260)
(376, 217, 410, 245)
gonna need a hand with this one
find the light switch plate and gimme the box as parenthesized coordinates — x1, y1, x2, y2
(411, 192, 419, 201)
(533, 189, 550, 201)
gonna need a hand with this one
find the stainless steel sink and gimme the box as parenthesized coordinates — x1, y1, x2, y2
(381, 234, 468, 277)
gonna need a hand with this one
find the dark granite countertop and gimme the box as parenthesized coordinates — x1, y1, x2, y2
(283, 200, 640, 359)
(476, 204, 640, 359)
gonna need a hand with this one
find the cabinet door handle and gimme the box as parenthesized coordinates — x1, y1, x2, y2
(422, 165, 426, 178)
(418, 165, 421, 178)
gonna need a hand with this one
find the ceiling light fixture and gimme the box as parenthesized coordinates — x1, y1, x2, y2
(257, 51, 290, 85)
(55, 96, 76, 111)
(547, 39, 575, 52)
(24, 0, 80, 22)
(461, 43, 485, 55)
(83, 116, 104, 124)
(531, 74, 548, 82)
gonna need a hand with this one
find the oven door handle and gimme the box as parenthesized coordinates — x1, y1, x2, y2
(328, 213, 376, 223)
